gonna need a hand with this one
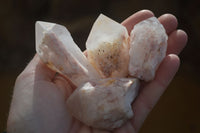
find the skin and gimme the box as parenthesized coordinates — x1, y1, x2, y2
(7, 10, 188, 133)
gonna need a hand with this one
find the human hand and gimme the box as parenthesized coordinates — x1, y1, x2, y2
(7, 10, 188, 133)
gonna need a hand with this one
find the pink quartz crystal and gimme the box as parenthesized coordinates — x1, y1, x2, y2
(66, 78, 139, 130)
(34, 15, 167, 131)
(86, 14, 129, 78)
(129, 17, 168, 81)
(36, 21, 100, 86)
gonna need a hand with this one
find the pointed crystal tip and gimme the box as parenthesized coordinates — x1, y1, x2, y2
(35, 21, 56, 52)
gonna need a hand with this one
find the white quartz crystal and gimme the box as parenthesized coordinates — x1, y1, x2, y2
(33, 15, 167, 131)
(129, 17, 168, 81)
(36, 21, 100, 86)
(66, 78, 140, 130)
(86, 14, 129, 78)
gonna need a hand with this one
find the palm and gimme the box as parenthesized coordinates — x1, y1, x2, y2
(7, 10, 187, 133)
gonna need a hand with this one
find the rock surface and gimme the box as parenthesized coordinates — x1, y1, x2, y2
(34, 15, 168, 131)
(36, 21, 100, 86)
(66, 78, 140, 130)
(86, 14, 129, 78)
(129, 17, 168, 81)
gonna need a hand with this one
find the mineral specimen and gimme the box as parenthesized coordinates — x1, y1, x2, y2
(36, 21, 100, 86)
(35, 14, 168, 131)
(66, 78, 140, 130)
(86, 14, 129, 78)
(128, 17, 168, 81)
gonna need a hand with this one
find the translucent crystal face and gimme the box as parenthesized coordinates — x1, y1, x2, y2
(129, 17, 168, 81)
(35, 14, 168, 131)
(36, 21, 100, 86)
(86, 14, 130, 78)
(66, 78, 140, 130)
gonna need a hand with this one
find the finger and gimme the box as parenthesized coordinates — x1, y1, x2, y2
(52, 73, 75, 99)
(167, 29, 188, 55)
(131, 54, 180, 131)
(18, 54, 56, 81)
(158, 14, 178, 35)
(121, 10, 154, 34)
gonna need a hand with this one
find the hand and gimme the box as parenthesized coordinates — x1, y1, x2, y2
(7, 10, 188, 133)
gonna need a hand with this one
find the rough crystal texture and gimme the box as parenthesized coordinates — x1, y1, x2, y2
(36, 21, 100, 86)
(129, 17, 168, 81)
(35, 15, 167, 130)
(66, 78, 140, 130)
(86, 14, 129, 78)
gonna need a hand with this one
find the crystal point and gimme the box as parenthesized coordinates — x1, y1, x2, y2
(129, 17, 168, 81)
(36, 21, 100, 86)
(66, 78, 140, 130)
(86, 14, 129, 78)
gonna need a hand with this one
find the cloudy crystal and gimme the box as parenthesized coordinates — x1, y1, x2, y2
(86, 14, 129, 78)
(129, 17, 168, 81)
(36, 21, 100, 86)
(66, 78, 140, 130)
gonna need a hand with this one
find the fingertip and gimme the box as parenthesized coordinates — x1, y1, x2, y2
(168, 54, 180, 69)
(161, 54, 180, 75)
(122, 9, 154, 33)
(158, 14, 178, 34)
(139, 9, 154, 16)
(164, 54, 180, 81)
(154, 54, 180, 88)
(167, 29, 188, 55)
(177, 29, 188, 45)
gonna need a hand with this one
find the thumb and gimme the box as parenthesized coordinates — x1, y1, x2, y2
(19, 54, 56, 82)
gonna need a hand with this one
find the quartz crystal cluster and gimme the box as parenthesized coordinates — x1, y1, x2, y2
(36, 14, 168, 130)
